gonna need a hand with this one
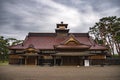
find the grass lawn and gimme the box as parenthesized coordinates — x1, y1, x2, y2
(0, 61, 8, 65)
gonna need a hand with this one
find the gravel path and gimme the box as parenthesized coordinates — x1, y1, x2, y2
(0, 65, 120, 80)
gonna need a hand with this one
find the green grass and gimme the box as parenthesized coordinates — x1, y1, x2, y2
(112, 54, 120, 58)
(0, 61, 8, 65)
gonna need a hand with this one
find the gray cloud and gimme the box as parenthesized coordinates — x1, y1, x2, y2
(0, 0, 120, 39)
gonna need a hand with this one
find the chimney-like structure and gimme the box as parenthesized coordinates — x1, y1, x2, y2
(55, 22, 69, 37)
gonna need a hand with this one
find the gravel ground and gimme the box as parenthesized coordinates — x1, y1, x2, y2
(0, 65, 120, 80)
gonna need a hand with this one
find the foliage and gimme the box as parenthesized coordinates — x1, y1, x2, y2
(112, 54, 119, 58)
(0, 61, 8, 65)
(89, 16, 120, 56)
(0, 36, 23, 62)
(0, 36, 9, 62)
(7, 38, 23, 46)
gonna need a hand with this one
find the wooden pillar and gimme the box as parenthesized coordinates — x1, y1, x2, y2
(35, 57, 37, 65)
(61, 56, 63, 65)
(25, 56, 27, 65)
(38, 56, 40, 65)
(53, 56, 56, 66)
(20, 58, 22, 65)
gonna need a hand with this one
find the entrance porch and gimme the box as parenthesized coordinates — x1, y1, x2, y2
(52, 52, 94, 66)
(19, 54, 39, 65)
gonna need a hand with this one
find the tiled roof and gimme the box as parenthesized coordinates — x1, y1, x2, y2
(9, 33, 107, 50)
(90, 44, 107, 50)
(55, 45, 90, 49)
(23, 36, 57, 49)
(51, 52, 95, 56)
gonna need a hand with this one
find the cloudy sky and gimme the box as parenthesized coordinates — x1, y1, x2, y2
(0, 0, 120, 40)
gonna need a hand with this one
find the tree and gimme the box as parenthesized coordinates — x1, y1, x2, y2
(0, 36, 23, 62)
(7, 38, 23, 46)
(0, 36, 9, 62)
(89, 16, 120, 56)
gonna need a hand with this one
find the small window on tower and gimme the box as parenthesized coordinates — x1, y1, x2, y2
(59, 26, 66, 29)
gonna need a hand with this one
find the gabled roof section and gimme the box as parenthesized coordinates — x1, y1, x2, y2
(24, 44, 38, 53)
(55, 34, 91, 49)
(61, 34, 80, 45)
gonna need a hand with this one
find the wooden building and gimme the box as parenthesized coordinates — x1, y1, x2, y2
(9, 22, 108, 66)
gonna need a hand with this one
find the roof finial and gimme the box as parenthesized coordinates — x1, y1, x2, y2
(61, 21, 63, 24)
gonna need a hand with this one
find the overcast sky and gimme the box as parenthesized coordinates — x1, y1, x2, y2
(0, 0, 120, 40)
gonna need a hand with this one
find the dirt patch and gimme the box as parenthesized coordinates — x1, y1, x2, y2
(0, 65, 120, 80)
